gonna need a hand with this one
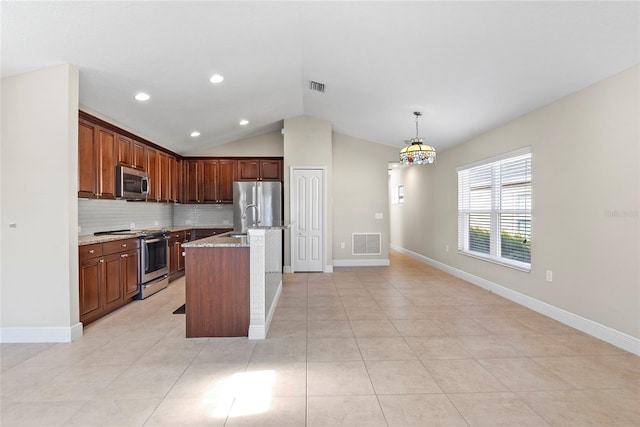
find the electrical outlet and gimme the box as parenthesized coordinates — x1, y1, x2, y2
(546, 270, 553, 282)
(154, 221, 159, 226)
(77, 225, 81, 233)
(223, 220, 231, 225)
(445, 245, 449, 252)
(130, 222, 135, 229)
(340, 242, 345, 249)
(185, 219, 192, 225)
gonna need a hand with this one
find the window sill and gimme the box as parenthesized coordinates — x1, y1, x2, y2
(458, 250, 531, 273)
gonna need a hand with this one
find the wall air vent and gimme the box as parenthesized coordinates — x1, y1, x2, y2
(352, 233, 381, 255)
(309, 80, 326, 93)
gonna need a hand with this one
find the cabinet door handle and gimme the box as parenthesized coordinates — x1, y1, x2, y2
(121, 243, 127, 247)
(121, 254, 128, 258)
(99, 259, 104, 263)
(89, 249, 95, 254)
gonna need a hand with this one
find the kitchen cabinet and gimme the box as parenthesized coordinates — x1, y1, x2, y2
(96, 127, 117, 199)
(191, 228, 233, 240)
(169, 231, 186, 281)
(170, 157, 181, 203)
(146, 147, 159, 202)
(158, 151, 170, 202)
(78, 119, 117, 199)
(116, 134, 133, 168)
(78, 238, 139, 324)
(78, 120, 98, 198)
(183, 159, 236, 204)
(117, 135, 146, 171)
(237, 159, 282, 181)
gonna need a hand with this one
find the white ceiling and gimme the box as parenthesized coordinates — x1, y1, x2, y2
(2, 1, 638, 155)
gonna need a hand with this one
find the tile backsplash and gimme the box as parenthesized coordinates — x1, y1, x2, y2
(173, 204, 233, 227)
(78, 200, 233, 235)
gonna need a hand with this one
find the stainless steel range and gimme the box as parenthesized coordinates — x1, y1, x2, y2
(138, 229, 170, 299)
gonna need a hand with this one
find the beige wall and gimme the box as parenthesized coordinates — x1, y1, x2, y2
(390, 65, 640, 339)
(283, 115, 333, 271)
(183, 131, 284, 157)
(333, 132, 399, 263)
(1, 65, 80, 341)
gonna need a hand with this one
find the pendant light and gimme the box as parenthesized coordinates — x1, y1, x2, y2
(399, 112, 436, 164)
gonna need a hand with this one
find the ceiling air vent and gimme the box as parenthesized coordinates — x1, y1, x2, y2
(309, 80, 326, 93)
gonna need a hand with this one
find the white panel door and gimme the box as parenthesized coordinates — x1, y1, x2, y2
(292, 168, 323, 272)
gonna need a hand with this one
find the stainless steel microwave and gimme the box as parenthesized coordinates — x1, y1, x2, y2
(116, 165, 150, 199)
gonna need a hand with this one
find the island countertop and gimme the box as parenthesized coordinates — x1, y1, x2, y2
(182, 232, 250, 248)
(182, 225, 289, 248)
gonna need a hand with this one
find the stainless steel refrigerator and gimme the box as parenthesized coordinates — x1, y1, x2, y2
(233, 181, 282, 232)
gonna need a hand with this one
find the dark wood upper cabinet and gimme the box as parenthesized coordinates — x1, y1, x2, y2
(96, 127, 117, 199)
(237, 159, 282, 181)
(132, 141, 146, 170)
(169, 156, 181, 203)
(182, 159, 237, 204)
(158, 151, 170, 202)
(260, 159, 282, 181)
(78, 120, 97, 198)
(116, 134, 133, 167)
(218, 159, 237, 202)
(79, 111, 282, 204)
(184, 159, 200, 203)
(201, 160, 219, 203)
(146, 147, 158, 201)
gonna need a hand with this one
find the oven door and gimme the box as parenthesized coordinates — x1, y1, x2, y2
(140, 236, 169, 283)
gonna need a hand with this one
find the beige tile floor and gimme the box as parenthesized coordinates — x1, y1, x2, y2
(2, 251, 639, 426)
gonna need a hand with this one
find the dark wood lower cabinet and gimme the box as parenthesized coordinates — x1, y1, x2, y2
(79, 258, 102, 321)
(169, 232, 185, 282)
(79, 238, 139, 324)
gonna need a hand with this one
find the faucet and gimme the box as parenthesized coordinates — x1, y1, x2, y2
(242, 204, 260, 226)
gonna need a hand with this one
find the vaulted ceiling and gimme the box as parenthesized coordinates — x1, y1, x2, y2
(2, 1, 638, 155)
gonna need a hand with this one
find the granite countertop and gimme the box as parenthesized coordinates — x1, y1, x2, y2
(181, 226, 289, 248)
(78, 226, 228, 246)
(182, 232, 250, 248)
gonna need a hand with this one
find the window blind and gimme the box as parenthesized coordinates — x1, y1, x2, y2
(458, 148, 531, 270)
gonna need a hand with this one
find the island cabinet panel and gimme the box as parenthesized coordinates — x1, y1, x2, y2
(185, 246, 250, 337)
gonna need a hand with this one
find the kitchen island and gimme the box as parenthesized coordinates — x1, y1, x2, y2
(181, 227, 284, 339)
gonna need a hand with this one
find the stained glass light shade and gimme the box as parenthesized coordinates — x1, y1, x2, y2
(399, 139, 436, 164)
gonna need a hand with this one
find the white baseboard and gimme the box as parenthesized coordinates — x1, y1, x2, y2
(324, 265, 334, 273)
(391, 244, 640, 356)
(333, 259, 390, 267)
(283, 265, 293, 274)
(0, 322, 83, 343)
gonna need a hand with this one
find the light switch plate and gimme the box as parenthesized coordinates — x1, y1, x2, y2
(375, 212, 383, 219)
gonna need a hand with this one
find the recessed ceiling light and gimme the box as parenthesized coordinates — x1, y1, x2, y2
(209, 74, 224, 84)
(134, 92, 150, 101)
(190, 131, 201, 137)
(239, 119, 249, 126)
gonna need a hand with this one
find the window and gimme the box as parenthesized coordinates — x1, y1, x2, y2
(457, 147, 531, 271)
(392, 185, 404, 204)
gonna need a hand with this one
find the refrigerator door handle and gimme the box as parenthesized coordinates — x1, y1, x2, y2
(256, 182, 262, 224)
